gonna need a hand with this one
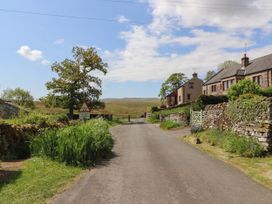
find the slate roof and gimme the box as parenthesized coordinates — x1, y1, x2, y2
(204, 53, 272, 85)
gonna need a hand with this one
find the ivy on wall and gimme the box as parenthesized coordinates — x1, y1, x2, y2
(226, 94, 270, 124)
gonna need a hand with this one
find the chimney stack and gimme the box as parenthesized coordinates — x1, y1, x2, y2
(192, 73, 198, 78)
(241, 53, 249, 67)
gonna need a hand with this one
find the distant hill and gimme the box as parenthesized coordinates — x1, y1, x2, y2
(97, 98, 161, 118)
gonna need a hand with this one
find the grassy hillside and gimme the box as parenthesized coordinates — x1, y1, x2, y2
(97, 98, 161, 118)
(34, 98, 161, 118)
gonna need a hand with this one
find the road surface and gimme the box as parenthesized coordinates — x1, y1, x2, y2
(52, 120, 272, 204)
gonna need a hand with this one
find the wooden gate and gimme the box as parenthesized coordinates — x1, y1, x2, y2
(190, 110, 206, 127)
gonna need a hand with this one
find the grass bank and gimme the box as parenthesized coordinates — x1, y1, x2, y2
(183, 130, 272, 189)
(0, 157, 82, 204)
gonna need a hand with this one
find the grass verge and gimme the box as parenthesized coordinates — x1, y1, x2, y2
(0, 157, 82, 204)
(183, 132, 272, 189)
(160, 120, 181, 130)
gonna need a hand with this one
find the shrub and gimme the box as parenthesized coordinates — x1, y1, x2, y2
(31, 119, 113, 166)
(192, 95, 228, 111)
(147, 114, 160, 124)
(227, 79, 261, 101)
(260, 87, 272, 97)
(196, 130, 265, 157)
(160, 120, 181, 130)
(147, 106, 159, 113)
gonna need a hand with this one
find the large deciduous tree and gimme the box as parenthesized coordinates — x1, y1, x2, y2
(159, 73, 188, 100)
(46, 47, 108, 117)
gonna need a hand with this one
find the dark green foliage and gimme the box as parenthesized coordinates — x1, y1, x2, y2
(227, 79, 261, 100)
(153, 105, 190, 117)
(31, 119, 113, 166)
(192, 95, 228, 110)
(260, 87, 272, 97)
(226, 94, 269, 124)
(204, 70, 216, 81)
(190, 126, 204, 134)
(160, 120, 181, 130)
(147, 106, 159, 113)
(197, 130, 265, 157)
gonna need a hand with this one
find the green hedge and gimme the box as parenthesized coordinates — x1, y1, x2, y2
(152, 105, 190, 117)
(31, 119, 113, 166)
(192, 95, 228, 111)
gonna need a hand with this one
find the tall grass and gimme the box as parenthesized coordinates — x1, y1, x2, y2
(197, 130, 265, 157)
(31, 119, 113, 166)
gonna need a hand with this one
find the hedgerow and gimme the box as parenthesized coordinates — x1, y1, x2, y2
(160, 120, 181, 130)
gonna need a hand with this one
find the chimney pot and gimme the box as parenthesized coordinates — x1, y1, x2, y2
(193, 73, 198, 78)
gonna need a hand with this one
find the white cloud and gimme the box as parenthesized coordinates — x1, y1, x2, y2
(17, 45, 43, 61)
(41, 59, 50, 65)
(54, 38, 65, 45)
(117, 15, 130, 24)
(103, 0, 272, 82)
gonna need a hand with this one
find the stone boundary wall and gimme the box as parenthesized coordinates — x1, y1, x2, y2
(160, 113, 189, 126)
(0, 122, 66, 160)
(203, 102, 272, 148)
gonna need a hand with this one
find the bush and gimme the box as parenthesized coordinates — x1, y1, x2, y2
(192, 95, 228, 110)
(160, 120, 181, 130)
(147, 114, 160, 124)
(227, 79, 261, 101)
(147, 106, 159, 113)
(196, 130, 265, 157)
(260, 87, 272, 97)
(31, 119, 113, 166)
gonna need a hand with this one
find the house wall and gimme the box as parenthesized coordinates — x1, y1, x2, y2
(203, 82, 222, 95)
(177, 77, 203, 104)
(245, 70, 272, 88)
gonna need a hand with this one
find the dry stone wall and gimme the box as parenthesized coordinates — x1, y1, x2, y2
(203, 102, 272, 148)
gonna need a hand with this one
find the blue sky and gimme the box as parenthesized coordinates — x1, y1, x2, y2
(1, 0, 272, 99)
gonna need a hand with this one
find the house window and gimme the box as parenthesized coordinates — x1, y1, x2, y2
(223, 81, 228, 91)
(189, 82, 194, 89)
(253, 75, 262, 85)
(187, 94, 191, 100)
(211, 85, 217, 92)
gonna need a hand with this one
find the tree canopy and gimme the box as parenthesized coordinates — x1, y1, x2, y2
(204, 70, 216, 81)
(159, 73, 188, 100)
(218, 60, 240, 71)
(46, 46, 108, 117)
(1, 87, 35, 109)
(227, 79, 261, 100)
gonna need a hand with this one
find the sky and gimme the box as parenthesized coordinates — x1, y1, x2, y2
(1, 0, 272, 99)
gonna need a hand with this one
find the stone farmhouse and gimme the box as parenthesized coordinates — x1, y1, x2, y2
(166, 73, 203, 107)
(203, 53, 272, 95)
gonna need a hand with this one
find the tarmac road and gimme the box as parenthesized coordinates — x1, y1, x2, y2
(52, 120, 272, 204)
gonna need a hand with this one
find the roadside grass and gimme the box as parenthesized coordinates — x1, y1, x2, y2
(183, 132, 272, 189)
(0, 157, 82, 204)
(160, 120, 181, 130)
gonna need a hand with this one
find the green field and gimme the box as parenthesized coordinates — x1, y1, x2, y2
(33, 98, 161, 118)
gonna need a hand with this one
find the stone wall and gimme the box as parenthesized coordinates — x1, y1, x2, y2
(160, 113, 189, 126)
(203, 102, 272, 148)
(0, 99, 20, 119)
